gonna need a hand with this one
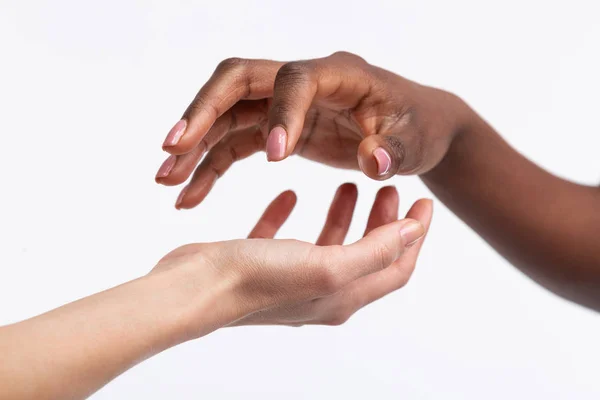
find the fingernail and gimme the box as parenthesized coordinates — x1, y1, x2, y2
(373, 147, 392, 176)
(400, 220, 425, 247)
(163, 119, 187, 147)
(266, 126, 287, 161)
(155, 155, 177, 179)
(175, 185, 189, 209)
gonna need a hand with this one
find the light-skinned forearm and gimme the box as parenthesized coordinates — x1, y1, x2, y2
(0, 267, 235, 400)
(422, 105, 600, 310)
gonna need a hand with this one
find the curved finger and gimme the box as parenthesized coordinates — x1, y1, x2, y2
(175, 127, 264, 209)
(345, 199, 434, 307)
(363, 186, 399, 236)
(315, 183, 358, 246)
(162, 58, 283, 155)
(267, 52, 373, 162)
(357, 121, 425, 180)
(156, 100, 268, 186)
(248, 191, 297, 239)
(316, 216, 426, 291)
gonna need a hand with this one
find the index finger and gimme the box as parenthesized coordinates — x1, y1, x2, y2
(266, 51, 373, 161)
(163, 58, 283, 155)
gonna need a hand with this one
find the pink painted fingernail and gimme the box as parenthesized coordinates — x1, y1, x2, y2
(373, 147, 392, 176)
(175, 185, 189, 209)
(163, 119, 187, 147)
(266, 126, 287, 161)
(155, 155, 177, 179)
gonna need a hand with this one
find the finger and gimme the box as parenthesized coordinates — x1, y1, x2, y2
(155, 148, 203, 187)
(248, 191, 297, 239)
(162, 58, 283, 155)
(315, 183, 358, 246)
(317, 215, 426, 290)
(363, 186, 399, 236)
(266, 52, 373, 161)
(345, 199, 434, 306)
(357, 121, 424, 180)
(175, 127, 264, 209)
(156, 100, 268, 185)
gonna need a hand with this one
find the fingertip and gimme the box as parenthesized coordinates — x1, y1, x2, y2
(278, 190, 298, 207)
(175, 185, 189, 210)
(163, 138, 204, 156)
(156, 175, 188, 187)
(376, 185, 399, 200)
(155, 155, 177, 182)
(422, 198, 434, 215)
(373, 147, 392, 176)
(175, 173, 216, 210)
(266, 126, 287, 161)
(280, 189, 297, 197)
(156, 177, 174, 186)
(163, 121, 210, 157)
(338, 182, 358, 196)
(163, 119, 187, 148)
(413, 198, 434, 214)
(331, 183, 358, 209)
(162, 122, 190, 154)
(358, 136, 405, 180)
(405, 198, 434, 230)
(358, 138, 390, 180)
(422, 198, 434, 223)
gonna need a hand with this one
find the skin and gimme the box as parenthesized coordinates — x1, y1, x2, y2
(156, 51, 600, 310)
(0, 185, 432, 400)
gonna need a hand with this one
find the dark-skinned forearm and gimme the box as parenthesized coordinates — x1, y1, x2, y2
(421, 105, 600, 310)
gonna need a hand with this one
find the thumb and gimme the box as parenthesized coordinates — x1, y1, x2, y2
(357, 132, 421, 180)
(325, 218, 426, 286)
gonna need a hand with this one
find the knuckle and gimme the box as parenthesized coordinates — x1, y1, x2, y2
(207, 147, 234, 178)
(316, 266, 341, 295)
(190, 93, 221, 119)
(276, 61, 315, 86)
(313, 246, 345, 294)
(382, 135, 408, 174)
(371, 242, 392, 271)
(215, 57, 248, 73)
(268, 101, 295, 118)
(320, 296, 358, 326)
(383, 127, 428, 175)
(323, 309, 354, 326)
(330, 51, 366, 64)
(393, 263, 415, 289)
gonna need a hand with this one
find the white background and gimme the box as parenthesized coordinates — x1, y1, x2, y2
(1, 1, 599, 399)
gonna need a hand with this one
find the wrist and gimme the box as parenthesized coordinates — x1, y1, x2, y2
(420, 101, 495, 190)
(421, 92, 480, 176)
(149, 259, 245, 342)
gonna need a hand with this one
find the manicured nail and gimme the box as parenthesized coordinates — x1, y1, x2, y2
(155, 155, 177, 179)
(266, 126, 287, 161)
(373, 147, 392, 176)
(175, 185, 189, 209)
(163, 119, 187, 147)
(400, 220, 425, 247)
